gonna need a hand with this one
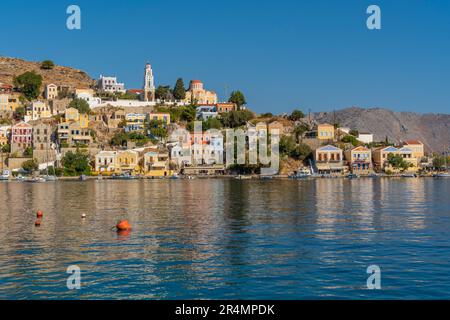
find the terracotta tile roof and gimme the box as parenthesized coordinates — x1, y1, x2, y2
(404, 140, 423, 145)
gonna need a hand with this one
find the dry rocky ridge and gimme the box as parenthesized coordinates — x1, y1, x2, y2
(0, 56, 94, 90)
(312, 107, 450, 152)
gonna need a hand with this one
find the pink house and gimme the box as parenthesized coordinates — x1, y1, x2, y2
(11, 122, 33, 154)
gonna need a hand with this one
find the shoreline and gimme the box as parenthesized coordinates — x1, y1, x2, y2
(2, 173, 447, 182)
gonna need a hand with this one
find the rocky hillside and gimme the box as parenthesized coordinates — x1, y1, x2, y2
(312, 107, 450, 152)
(0, 56, 94, 89)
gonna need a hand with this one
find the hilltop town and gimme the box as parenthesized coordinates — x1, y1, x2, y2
(0, 57, 449, 179)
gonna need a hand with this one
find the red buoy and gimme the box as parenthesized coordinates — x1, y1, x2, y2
(35, 218, 42, 226)
(116, 220, 132, 231)
(36, 210, 43, 218)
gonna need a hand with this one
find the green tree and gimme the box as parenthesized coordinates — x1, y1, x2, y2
(293, 122, 310, 142)
(279, 136, 297, 157)
(155, 85, 172, 101)
(203, 117, 223, 130)
(24, 147, 33, 157)
(14, 106, 25, 120)
(433, 156, 447, 169)
(68, 98, 91, 114)
(13, 71, 43, 101)
(180, 105, 196, 122)
(40, 60, 55, 70)
(292, 143, 312, 161)
(62, 150, 91, 176)
(148, 120, 168, 140)
(110, 132, 129, 146)
(173, 78, 186, 100)
(349, 129, 359, 136)
(228, 90, 247, 110)
(22, 159, 39, 172)
(221, 110, 254, 128)
(288, 109, 305, 121)
(1, 144, 11, 153)
(341, 135, 360, 146)
(387, 153, 411, 171)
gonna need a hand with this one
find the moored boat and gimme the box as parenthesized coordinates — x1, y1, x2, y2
(434, 172, 450, 178)
(401, 173, 417, 178)
(0, 169, 10, 181)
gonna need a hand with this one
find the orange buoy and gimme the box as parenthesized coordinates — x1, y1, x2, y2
(36, 210, 43, 218)
(35, 218, 42, 226)
(116, 220, 132, 231)
(117, 229, 131, 237)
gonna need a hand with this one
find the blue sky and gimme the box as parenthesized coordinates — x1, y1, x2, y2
(1, 0, 449, 114)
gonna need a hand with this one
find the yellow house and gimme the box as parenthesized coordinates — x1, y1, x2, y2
(95, 150, 118, 174)
(45, 84, 58, 100)
(373, 146, 418, 172)
(344, 146, 372, 175)
(402, 140, 424, 160)
(148, 112, 171, 124)
(0, 93, 20, 112)
(314, 145, 346, 175)
(63, 107, 89, 128)
(116, 150, 141, 173)
(30, 101, 52, 121)
(143, 151, 173, 176)
(0, 126, 10, 146)
(317, 123, 335, 140)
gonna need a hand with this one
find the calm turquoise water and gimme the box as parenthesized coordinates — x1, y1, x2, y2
(0, 178, 449, 299)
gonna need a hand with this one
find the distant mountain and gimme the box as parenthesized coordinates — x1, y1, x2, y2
(0, 56, 94, 89)
(312, 107, 450, 152)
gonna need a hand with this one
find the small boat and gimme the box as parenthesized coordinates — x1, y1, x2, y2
(112, 174, 132, 180)
(434, 172, 450, 178)
(260, 175, 273, 180)
(235, 175, 251, 180)
(169, 174, 180, 180)
(289, 168, 312, 180)
(25, 177, 46, 183)
(347, 173, 360, 179)
(15, 175, 26, 182)
(43, 175, 58, 181)
(401, 173, 417, 178)
(0, 170, 10, 181)
(79, 174, 87, 181)
(367, 172, 379, 178)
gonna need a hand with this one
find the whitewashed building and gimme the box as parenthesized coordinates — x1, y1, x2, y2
(357, 132, 374, 144)
(95, 151, 118, 173)
(97, 75, 125, 93)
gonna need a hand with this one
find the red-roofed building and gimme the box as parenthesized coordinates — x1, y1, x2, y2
(0, 83, 13, 93)
(402, 140, 424, 159)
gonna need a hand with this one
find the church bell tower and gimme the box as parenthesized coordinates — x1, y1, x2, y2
(143, 63, 155, 102)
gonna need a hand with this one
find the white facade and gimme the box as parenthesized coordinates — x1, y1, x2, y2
(357, 133, 374, 144)
(95, 151, 118, 172)
(76, 92, 102, 108)
(143, 63, 156, 102)
(44, 84, 58, 100)
(29, 101, 52, 121)
(97, 75, 125, 93)
(196, 106, 218, 120)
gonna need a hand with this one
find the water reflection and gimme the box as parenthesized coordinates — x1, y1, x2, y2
(0, 178, 449, 299)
